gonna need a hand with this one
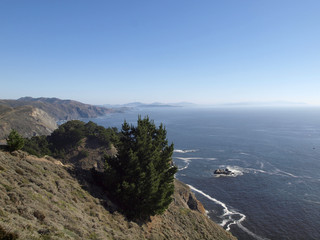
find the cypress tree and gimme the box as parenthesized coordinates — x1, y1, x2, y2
(6, 129, 25, 152)
(105, 116, 177, 219)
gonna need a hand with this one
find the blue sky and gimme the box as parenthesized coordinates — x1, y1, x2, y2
(1, 0, 320, 105)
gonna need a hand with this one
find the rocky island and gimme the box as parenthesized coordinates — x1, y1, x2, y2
(214, 168, 234, 175)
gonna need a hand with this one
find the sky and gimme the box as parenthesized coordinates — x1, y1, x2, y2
(1, 0, 320, 105)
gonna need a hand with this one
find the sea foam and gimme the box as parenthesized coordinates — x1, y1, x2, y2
(187, 184, 269, 240)
(174, 149, 198, 153)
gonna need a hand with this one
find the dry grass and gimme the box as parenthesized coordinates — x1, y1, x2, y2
(0, 150, 236, 240)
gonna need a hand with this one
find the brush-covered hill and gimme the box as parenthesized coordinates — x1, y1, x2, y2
(0, 97, 119, 141)
(0, 97, 115, 121)
(0, 150, 236, 240)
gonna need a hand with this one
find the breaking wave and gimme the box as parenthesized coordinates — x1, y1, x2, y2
(174, 149, 198, 153)
(175, 157, 217, 171)
(188, 185, 269, 240)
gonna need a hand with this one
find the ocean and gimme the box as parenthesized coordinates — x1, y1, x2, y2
(87, 107, 320, 240)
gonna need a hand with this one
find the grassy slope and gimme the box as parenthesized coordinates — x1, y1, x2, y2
(0, 150, 236, 240)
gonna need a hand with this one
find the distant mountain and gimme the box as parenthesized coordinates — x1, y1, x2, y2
(0, 97, 116, 121)
(0, 97, 118, 140)
(102, 102, 189, 108)
(213, 101, 307, 107)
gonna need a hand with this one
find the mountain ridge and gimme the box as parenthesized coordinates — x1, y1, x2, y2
(0, 97, 116, 121)
(0, 97, 119, 141)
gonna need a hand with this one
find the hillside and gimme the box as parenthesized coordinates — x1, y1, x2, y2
(0, 97, 115, 121)
(0, 105, 57, 141)
(0, 97, 118, 141)
(0, 150, 236, 240)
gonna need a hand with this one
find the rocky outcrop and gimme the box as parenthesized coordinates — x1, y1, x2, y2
(0, 105, 58, 140)
(174, 180, 206, 215)
(214, 168, 233, 175)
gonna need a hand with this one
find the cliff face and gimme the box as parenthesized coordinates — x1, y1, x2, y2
(0, 105, 58, 140)
(0, 150, 236, 240)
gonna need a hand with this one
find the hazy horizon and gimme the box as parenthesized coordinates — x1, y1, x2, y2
(1, 1, 320, 105)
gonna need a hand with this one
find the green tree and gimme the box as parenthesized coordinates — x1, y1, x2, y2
(6, 130, 25, 152)
(23, 135, 51, 157)
(49, 120, 86, 153)
(105, 116, 177, 219)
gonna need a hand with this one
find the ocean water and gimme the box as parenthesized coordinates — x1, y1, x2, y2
(87, 107, 320, 240)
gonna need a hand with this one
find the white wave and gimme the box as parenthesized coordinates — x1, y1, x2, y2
(188, 184, 269, 240)
(174, 149, 198, 153)
(175, 157, 218, 171)
(175, 157, 192, 171)
(244, 166, 306, 182)
(258, 161, 264, 169)
(226, 158, 241, 161)
(179, 162, 190, 171)
(239, 152, 251, 156)
(175, 157, 201, 171)
(304, 199, 320, 205)
(274, 168, 298, 178)
(245, 167, 268, 174)
(175, 157, 203, 160)
(206, 157, 217, 161)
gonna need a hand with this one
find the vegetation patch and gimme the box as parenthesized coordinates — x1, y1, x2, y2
(33, 210, 46, 222)
(179, 208, 191, 215)
(0, 117, 236, 240)
(0, 225, 19, 240)
(1, 183, 14, 192)
(23, 120, 118, 159)
(105, 116, 177, 219)
(6, 129, 25, 152)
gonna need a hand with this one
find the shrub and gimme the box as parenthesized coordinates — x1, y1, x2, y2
(78, 150, 89, 159)
(0, 225, 19, 240)
(23, 135, 51, 157)
(6, 130, 24, 152)
(33, 210, 45, 222)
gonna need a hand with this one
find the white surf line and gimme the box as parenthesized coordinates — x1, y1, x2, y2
(175, 157, 218, 171)
(174, 149, 198, 153)
(175, 157, 203, 171)
(187, 185, 269, 240)
(274, 169, 298, 178)
(178, 161, 190, 171)
(175, 157, 193, 171)
(239, 152, 251, 156)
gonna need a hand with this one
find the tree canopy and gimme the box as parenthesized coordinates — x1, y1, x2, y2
(23, 120, 118, 158)
(105, 116, 177, 219)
